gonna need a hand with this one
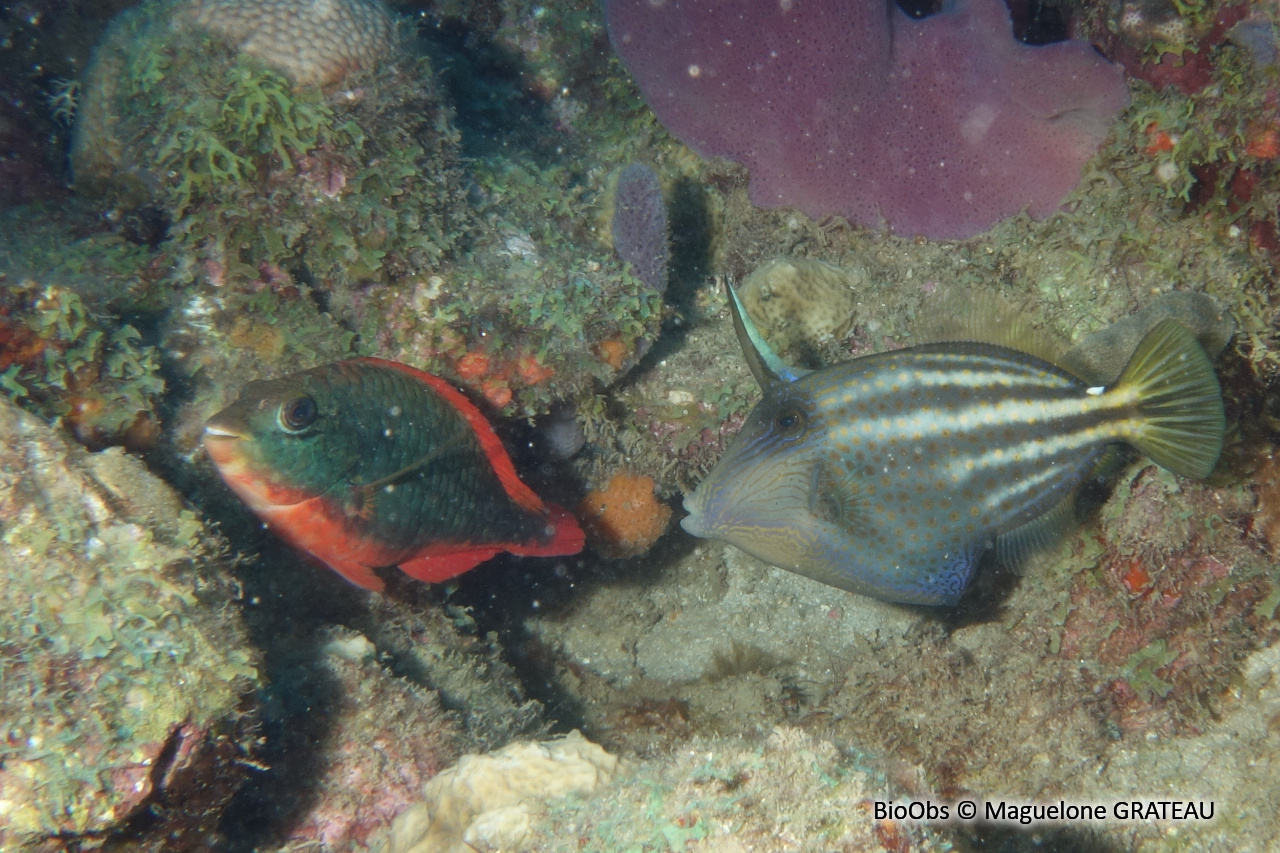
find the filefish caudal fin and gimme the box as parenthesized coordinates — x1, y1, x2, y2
(682, 290, 1226, 606)
(1109, 319, 1225, 479)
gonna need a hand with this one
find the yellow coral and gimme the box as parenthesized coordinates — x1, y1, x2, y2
(383, 730, 618, 853)
(179, 0, 399, 89)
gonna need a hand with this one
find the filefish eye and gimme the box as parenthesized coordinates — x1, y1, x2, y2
(774, 407, 807, 439)
(278, 395, 318, 433)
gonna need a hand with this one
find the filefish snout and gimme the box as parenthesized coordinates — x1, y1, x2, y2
(680, 403, 825, 572)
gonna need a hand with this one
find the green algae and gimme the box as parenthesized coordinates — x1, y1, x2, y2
(0, 282, 165, 447)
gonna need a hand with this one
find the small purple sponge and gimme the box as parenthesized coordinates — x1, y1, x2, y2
(612, 163, 671, 293)
(606, 0, 1129, 240)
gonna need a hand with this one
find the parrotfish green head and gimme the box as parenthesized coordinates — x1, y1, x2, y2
(681, 381, 831, 573)
(204, 372, 362, 513)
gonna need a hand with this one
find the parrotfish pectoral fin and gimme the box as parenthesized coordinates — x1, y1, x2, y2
(355, 357, 548, 515)
(1114, 319, 1225, 479)
(314, 553, 388, 591)
(727, 284, 809, 387)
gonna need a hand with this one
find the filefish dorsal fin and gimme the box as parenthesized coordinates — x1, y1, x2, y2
(728, 284, 810, 387)
(918, 291, 1069, 369)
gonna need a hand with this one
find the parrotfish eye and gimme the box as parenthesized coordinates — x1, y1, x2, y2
(773, 407, 807, 440)
(277, 395, 319, 434)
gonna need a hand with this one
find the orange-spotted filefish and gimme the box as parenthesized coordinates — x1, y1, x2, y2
(680, 289, 1225, 606)
(204, 357, 584, 590)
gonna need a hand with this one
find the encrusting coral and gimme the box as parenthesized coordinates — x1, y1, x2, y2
(380, 730, 618, 853)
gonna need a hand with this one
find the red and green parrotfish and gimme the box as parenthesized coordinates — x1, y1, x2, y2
(203, 357, 584, 590)
(680, 289, 1226, 606)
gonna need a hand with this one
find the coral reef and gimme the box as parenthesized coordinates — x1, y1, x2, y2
(381, 726, 942, 853)
(3, 0, 1280, 848)
(0, 398, 259, 851)
(381, 730, 618, 853)
(179, 0, 400, 90)
(1252, 449, 1280, 555)
(606, 0, 1129, 239)
(243, 629, 463, 852)
(0, 279, 165, 451)
(0, 89, 66, 207)
(62, 0, 665, 426)
(610, 162, 670, 294)
(577, 472, 673, 557)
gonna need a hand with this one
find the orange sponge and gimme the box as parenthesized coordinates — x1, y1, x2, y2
(577, 473, 671, 557)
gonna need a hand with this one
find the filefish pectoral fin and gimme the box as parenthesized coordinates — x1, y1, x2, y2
(1114, 319, 1225, 479)
(810, 460, 874, 537)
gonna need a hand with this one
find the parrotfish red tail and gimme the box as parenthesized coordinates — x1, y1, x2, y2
(508, 502, 586, 558)
(396, 504, 584, 584)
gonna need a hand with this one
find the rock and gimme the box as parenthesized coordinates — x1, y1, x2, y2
(0, 399, 259, 852)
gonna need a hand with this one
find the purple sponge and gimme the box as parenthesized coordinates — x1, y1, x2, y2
(612, 163, 671, 293)
(606, 0, 1129, 240)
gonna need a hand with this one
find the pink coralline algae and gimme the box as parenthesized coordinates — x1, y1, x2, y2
(606, 0, 1130, 240)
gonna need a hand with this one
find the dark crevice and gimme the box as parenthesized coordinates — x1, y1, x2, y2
(893, 0, 1071, 44)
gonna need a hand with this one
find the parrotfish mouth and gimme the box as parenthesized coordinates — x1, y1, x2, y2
(202, 425, 246, 468)
(202, 424, 312, 513)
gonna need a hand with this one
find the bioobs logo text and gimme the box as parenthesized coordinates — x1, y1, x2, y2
(874, 801, 951, 821)
(872, 798, 1214, 825)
